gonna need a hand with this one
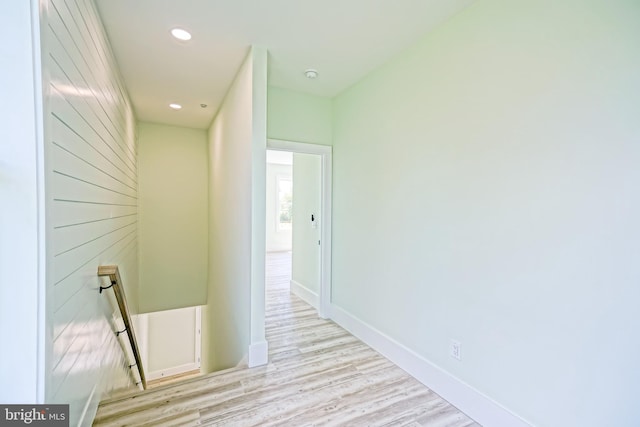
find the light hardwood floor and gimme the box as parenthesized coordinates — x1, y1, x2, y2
(93, 252, 479, 426)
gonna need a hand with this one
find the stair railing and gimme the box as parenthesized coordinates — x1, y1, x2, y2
(98, 265, 147, 390)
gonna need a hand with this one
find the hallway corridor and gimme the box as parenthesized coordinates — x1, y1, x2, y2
(93, 252, 478, 426)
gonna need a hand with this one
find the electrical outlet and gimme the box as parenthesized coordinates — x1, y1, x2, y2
(450, 339, 461, 361)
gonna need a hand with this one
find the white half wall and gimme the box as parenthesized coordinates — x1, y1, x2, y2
(140, 307, 201, 380)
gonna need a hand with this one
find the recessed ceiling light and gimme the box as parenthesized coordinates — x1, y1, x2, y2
(304, 69, 319, 79)
(169, 103, 182, 110)
(170, 28, 192, 41)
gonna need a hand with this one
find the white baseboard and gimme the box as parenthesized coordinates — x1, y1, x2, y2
(290, 279, 319, 309)
(147, 362, 201, 381)
(77, 383, 98, 427)
(248, 340, 268, 367)
(328, 304, 532, 427)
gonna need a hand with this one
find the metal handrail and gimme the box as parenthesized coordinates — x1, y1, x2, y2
(98, 265, 147, 390)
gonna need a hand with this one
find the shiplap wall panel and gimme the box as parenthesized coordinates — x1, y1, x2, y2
(48, 79, 136, 182)
(50, 124, 137, 193)
(48, 3, 136, 169)
(51, 305, 93, 395)
(43, 0, 139, 424)
(53, 226, 136, 305)
(51, 144, 136, 199)
(51, 108, 136, 188)
(52, 215, 136, 256)
(50, 172, 136, 208)
(52, 201, 137, 228)
(52, 235, 139, 344)
(46, 37, 135, 166)
(65, 0, 135, 161)
(51, 118, 138, 191)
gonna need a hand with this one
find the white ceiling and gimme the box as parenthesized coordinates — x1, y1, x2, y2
(95, 0, 474, 130)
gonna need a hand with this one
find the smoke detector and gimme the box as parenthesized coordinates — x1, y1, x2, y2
(304, 69, 319, 79)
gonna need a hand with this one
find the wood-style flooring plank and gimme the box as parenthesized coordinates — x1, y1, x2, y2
(94, 252, 480, 427)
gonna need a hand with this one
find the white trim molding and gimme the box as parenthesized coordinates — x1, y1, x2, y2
(329, 304, 533, 427)
(77, 383, 98, 427)
(147, 363, 201, 382)
(290, 280, 319, 309)
(248, 340, 269, 367)
(267, 139, 332, 319)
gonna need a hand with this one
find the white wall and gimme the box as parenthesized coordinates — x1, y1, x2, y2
(137, 122, 208, 312)
(248, 48, 269, 368)
(267, 86, 332, 145)
(291, 153, 322, 304)
(41, 0, 139, 423)
(0, 0, 45, 405)
(331, 1, 640, 426)
(139, 307, 201, 380)
(205, 49, 252, 371)
(266, 162, 292, 252)
(204, 47, 269, 372)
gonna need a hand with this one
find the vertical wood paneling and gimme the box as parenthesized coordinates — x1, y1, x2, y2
(42, 0, 138, 424)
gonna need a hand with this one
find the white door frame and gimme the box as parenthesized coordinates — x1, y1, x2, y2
(266, 139, 332, 319)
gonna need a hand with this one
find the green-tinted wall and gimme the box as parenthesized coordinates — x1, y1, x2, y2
(292, 153, 322, 297)
(267, 86, 332, 145)
(331, 1, 640, 426)
(203, 47, 269, 372)
(203, 52, 254, 372)
(138, 122, 208, 313)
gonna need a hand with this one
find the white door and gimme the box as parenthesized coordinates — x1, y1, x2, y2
(136, 306, 202, 381)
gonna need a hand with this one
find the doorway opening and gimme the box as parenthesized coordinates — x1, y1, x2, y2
(265, 140, 332, 319)
(265, 149, 294, 308)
